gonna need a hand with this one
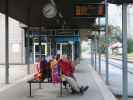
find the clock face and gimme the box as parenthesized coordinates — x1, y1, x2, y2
(42, 3, 57, 18)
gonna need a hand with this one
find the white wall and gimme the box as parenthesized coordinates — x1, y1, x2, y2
(0, 13, 5, 64)
(0, 13, 25, 64)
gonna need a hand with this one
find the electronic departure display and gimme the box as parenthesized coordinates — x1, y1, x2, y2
(74, 4, 105, 17)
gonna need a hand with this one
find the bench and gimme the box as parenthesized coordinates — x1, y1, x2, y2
(27, 78, 63, 97)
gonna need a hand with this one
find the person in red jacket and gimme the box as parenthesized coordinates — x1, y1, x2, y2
(56, 55, 88, 94)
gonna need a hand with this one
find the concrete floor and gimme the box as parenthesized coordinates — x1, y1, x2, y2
(0, 64, 34, 86)
(0, 59, 116, 100)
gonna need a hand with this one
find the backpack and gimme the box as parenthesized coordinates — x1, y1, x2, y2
(34, 60, 47, 81)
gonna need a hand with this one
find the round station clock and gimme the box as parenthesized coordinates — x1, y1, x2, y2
(42, 3, 57, 18)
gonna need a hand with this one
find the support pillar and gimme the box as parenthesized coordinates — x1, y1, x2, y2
(98, 38, 101, 74)
(39, 30, 42, 59)
(122, 3, 128, 100)
(98, 18, 101, 74)
(26, 1, 31, 74)
(5, 0, 9, 84)
(91, 39, 95, 67)
(26, 29, 30, 74)
(105, 0, 109, 85)
(94, 36, 97, 71)
(72, 43, 74, 61)
(91, 39, 93, 66)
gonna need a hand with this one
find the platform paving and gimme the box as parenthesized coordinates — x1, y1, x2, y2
(0, 59, 116, 100)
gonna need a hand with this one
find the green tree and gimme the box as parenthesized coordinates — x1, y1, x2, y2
(99, 25, 133, 53)
(128, 38, 133, 53)
(109, 25, 122, 42)
(99, 25, 122, 53)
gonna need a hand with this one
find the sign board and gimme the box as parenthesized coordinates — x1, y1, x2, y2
(74, 4, 105, 17)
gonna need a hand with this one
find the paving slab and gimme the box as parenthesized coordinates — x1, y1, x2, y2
(0, 59, 116, 100)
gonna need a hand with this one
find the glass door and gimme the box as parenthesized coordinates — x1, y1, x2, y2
(56, 43, 74, 61)
(33, 43, 47, 63)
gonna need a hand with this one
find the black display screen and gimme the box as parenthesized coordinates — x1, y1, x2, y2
(74, 4, 105, 17)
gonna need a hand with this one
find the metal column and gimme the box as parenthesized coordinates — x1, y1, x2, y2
(50, 38, 52, 56)
(27, 1, 31, 74)
(122, 3, 128, 100)
(98, 36, 101, 74)
(72, 43, 74, 61)
(94, 36, 97, 71)
(91, 39, 92, 66)
(105, 0, 109, 85)
(60, 43, 63, 57)
(92, 38, 95, 68)
(98, 18, 101, 74)
(39, 30, 42, 59)
(33, 43, 36, 63)
(27, 30, 30, 74)
(91, 39, 94, 67)
(5, 0, 9, 84)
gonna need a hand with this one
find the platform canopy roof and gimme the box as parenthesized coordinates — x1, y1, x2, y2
(109, 0, 133, 4)
(0, 0, 132, 29)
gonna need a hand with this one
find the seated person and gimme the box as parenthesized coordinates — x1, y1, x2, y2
(34, 57, 44, 81)
(57, 55, 89, 94)
(34, 56, 49, 81)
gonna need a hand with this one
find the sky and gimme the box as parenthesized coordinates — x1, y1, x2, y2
(108, 4, 133, 37)
(108, 4, 122, 27)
